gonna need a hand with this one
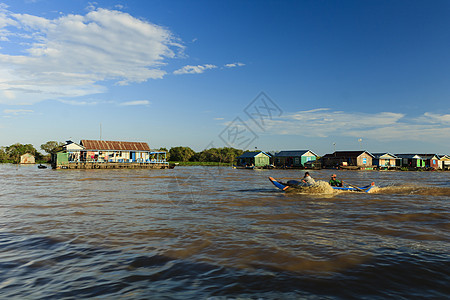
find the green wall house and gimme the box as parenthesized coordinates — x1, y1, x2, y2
(52, 151, 69, 168)
(395, 154, 426, 168)
(236, 151, 271, 167)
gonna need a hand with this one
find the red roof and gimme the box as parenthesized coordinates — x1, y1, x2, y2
(80, 140, 151, 151)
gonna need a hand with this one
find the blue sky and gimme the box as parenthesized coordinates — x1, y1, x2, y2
(0, 0, 449, 155)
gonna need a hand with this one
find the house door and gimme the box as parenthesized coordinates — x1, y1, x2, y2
(131, 152, 136, 162)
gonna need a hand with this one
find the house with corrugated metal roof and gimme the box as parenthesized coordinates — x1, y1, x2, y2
(274, 150, 318, 168)
(236, 151, 271, 168)
(52, 140, 168, 169)
(438, 155, 450, 170)
(322, 151, 374, 169)
(417, 154, 440, 169)
(395, 154, 425, 169)
(372, 153, 401, 169)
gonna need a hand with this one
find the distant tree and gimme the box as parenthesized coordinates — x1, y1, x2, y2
(169, 146, 195, 162)
(196, 147, 243, 163)
(41, 141, 64, 154)
(5, 143, 38, 163)
(0, 147, 9, 163)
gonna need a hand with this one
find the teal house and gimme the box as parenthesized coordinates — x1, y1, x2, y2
(274, 150, 318, 168)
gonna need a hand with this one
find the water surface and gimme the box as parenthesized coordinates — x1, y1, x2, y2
(0, 165, 449, 299)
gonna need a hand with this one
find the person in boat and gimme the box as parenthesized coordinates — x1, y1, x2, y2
(329, 174, 342, 187)
(301, 172, 315, 186)
(286, 172, 316, 187)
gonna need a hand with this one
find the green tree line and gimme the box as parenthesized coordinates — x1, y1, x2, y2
(0, 141, 63, 163)
(168, 146, 244, 163)
(0, 142, 244, 164)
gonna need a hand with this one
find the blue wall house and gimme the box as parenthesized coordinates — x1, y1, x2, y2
(274, 150, 318, 168)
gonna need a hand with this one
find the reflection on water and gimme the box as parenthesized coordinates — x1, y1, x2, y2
(0, 165, 449, 298)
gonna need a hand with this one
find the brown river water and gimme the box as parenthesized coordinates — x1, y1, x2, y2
(0, 164, 449, 299)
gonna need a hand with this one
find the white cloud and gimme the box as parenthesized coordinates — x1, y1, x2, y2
(3, 109, 33, 115)
(224, 62, 245, 68)
(173, 64, 217, 75)
(119, 100, 150, 106)
(418, 112, 450, 125)
(0, 7, 183, 104)
(261, 108, 450, 142)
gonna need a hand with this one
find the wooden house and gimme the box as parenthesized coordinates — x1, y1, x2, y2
(52, 139, 168, 169)
(274, 150, 318, 168)
(372, 153, 401, 169)
(395, 154, 425, 169)
(236, 151, 271, 168)
(438, 155, 450, 170)
(20, 153, 35, 164)
(418, 154, 440, 169)
(322, 151, 374, 169)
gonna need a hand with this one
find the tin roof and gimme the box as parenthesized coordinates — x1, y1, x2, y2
(237, 151, 271, 158)
(417, 154, 439, 160)
(80, 140, 151, 151)
(372, 152, 399, 159)
(395, 154, 422, 159)
(275, 150, 318, 157)
(323, 151, 374, 158)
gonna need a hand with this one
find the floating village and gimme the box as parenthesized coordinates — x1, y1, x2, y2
(10, 139, 450, 171)
(235, 150, 450, 171)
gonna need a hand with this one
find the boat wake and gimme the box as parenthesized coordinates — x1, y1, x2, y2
(285, 181, 337, 195)
(370, 184, 450, 196)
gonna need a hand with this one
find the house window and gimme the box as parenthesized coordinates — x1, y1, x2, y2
(307, 157, 312, 161)
(363, 157, 367, 164)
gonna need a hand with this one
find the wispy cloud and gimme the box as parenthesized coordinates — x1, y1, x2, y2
(119, 100, 150, 106)
(3, 109, 34, 115)
(261, 108, 450, 142)
(0, 5, 183, 104)
(418, 112, 450, 125)
(224, 62, 245, 68)
(173, 64, 217, 75)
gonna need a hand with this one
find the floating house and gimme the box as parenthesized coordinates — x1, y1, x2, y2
(236, 151, 271, 168)
(395, 154, 425, 169)
(439, 155, 450, 170)
(52, 140, 169, 169)
(418, 154, 440, 169)
(322, 151, 374, 169)
(274, 150, 318, 168)
(20, 153, 35, 164)
(372, 153, 401, 169)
